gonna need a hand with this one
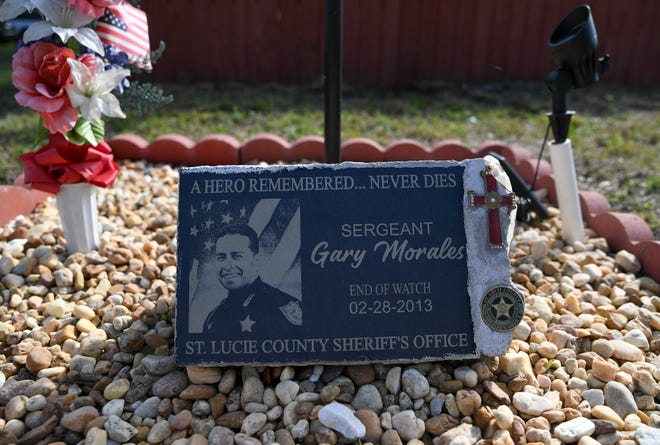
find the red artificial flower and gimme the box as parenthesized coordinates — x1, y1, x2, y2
(20, 133, 119, 194)
(12, 42, 78, 133)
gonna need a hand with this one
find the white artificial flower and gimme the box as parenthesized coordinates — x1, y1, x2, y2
(65, 58, 131, 124)
(0, 0, 36, 21)
(23, 0, 104, 55)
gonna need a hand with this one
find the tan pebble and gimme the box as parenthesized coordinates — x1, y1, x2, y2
(144, 332, 168, 349)
(541, 409, 565, 423)
(170, 409, 193, 430)
(591, 356, 618, 382)
(76, 318, 97, 333)
(85, 427, 107, 445)
(5, 395, 28, 420)
(73, 269, 85, 291)
(529, 331, 547, 344)
(8, 291, 23, 306)
(85, 416, 107, 434)
(592, 338, 614, 358)
(609, 340, 644, 362)
(527, 427, 552, 443)
(73, 305, 95, 320)
(492, 429, 514, 445)
(437, 380, 463, 393)
(180, 384, 217, 400)
(134, 425, 150, 442)
(592, 405, 625, 429)
(615, 250, 641, 274)
(526, 417, 550, 430)
(22, 256, 38, 275)
(606, 313, 628, 330)
(614, 371, 634, 390)
(187, 433, 209, 445)
(186, 366, 222, 385)
(623, 413, 644, 431)
(62, 339, 80, 356)
(61, 406, 100, 432)
(103, 378, 130, 400)
(455, 389, 480, 416)
(565, 294, 581, 314)
(39, 253, 59, 269)
(26, 347, 53, 374)
(147, 419, 172, 443)
(634, 369, 658, 397)
(471, 407, 493, 431)
(636, 410, 650, 424)
(537, 341, 558, 359)
(596, 303, 616, 317)
(578, 436, 602, 445)
(499, 352, 537, 387)
(634, 394, 656, 410)
(37, 366, 67, 379)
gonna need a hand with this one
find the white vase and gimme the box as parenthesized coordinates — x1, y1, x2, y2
(55, 183, 100, 253)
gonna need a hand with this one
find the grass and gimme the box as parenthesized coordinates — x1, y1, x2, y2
(1, 41, 658, 237)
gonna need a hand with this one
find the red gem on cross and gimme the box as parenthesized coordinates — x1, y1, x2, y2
(469, 170, 516, 249)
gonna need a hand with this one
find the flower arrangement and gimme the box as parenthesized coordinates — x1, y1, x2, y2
(1, 0, 171, 193)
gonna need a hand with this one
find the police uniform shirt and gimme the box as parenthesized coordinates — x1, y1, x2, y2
(203, 277, 302, 337)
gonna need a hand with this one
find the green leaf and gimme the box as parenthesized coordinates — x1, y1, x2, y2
(63, 130, 87, 146)
(31, 119, 50, 150)
(119, 81, 174, 116)
(66, 119, 106, 146)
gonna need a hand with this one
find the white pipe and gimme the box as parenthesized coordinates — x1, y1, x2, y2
(549, 138, 584, 244)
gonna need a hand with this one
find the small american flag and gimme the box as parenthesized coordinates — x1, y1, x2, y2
(96, 2, 152, 70)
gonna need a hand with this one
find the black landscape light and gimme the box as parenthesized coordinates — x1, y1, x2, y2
(544, 4, 610, 243)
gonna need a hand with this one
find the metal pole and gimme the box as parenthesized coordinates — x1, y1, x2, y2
(324, 0, 342, 163)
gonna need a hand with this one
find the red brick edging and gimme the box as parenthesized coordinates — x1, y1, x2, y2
(1, 133, 658, 281)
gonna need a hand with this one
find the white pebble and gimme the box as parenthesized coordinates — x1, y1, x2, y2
(45, 299, 67, 318)
(454, 366, 478, 388)
(554, 417, 595, 443)
(392, 410, 425, 441)
(318, 402, 365, 440)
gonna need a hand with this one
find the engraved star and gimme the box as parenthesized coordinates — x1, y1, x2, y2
(204, 218, 214, 230)
(190, 205, 197, 217)
(190, 225, 199, 236)
(221, 213, 234, 224)
(205, 201, 214, 211)
(240, 206, 247, 218)
(240, 315, 256, 332)
(204, 239, 214, 252)
(493, 297, 513, 319)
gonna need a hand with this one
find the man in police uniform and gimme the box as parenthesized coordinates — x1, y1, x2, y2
(203, 223, 302, 336)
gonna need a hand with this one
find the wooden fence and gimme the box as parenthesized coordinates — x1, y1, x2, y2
(140, 0, 659, 86)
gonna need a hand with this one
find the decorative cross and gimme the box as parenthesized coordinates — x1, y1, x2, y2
(469, 169, 517, 250)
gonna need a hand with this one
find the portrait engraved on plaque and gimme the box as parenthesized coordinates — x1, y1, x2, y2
(187, 198, 302, 336)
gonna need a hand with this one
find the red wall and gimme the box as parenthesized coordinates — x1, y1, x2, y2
(141, 0, 659, 86)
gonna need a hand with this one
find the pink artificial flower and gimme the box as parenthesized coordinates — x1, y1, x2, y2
(66, 0, 122, 18)
(20, 133, 119, 193)
(12, 42, 78, 133)
(78, 53, 100, 75)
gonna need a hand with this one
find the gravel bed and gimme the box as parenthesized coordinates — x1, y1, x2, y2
(0, 160, 659, 445)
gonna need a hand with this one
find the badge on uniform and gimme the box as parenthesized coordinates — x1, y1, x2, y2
(280, 301, 303, 325)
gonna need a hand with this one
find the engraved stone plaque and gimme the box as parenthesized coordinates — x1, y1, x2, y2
(175, 157, 522, 365)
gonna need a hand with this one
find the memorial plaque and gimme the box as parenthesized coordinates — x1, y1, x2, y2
(175, 157, 522, 365)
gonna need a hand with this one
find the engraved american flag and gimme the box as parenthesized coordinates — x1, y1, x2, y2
(96, 3, 152, 69)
